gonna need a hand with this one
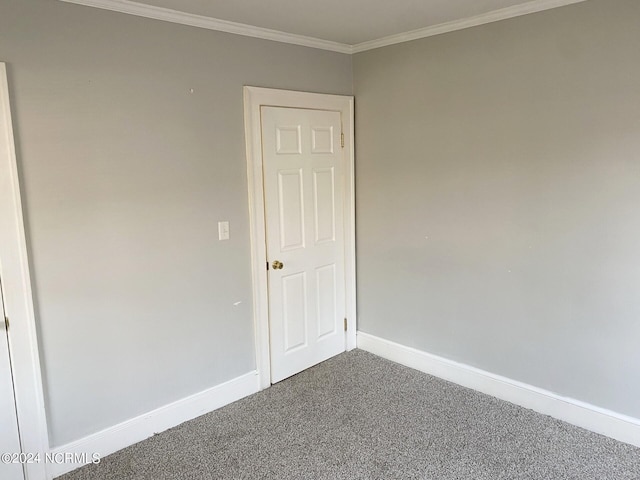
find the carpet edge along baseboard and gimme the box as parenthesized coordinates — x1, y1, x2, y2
(356, 331, 640, 448)
(47, 371, 260, 478)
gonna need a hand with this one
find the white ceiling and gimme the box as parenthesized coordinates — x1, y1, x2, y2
(62, 0, 588, 52)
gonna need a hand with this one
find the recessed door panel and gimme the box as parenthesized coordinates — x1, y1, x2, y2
(311, 126, 333, 154)
(316, 264, 337, 339)
(282, 272, 308, 352)
(278, 169, 305, 250)
(313, 167, 336, 244)
(276, 126, 302, 154)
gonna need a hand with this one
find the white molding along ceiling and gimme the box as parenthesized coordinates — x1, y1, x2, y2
(59, 0, 353, 53)
(350, 0, 588, 53)
(60, 0, 589, 53)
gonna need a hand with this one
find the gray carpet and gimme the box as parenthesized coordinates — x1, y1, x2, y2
(59, 350, 640, 479)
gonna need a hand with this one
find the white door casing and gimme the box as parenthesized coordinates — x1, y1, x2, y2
(0, 62, 49, 480)
(261, 107, 346, 383)
(244, 87, 356, 389)
(0, 280, 22, 480)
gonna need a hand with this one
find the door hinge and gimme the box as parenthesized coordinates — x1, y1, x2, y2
(344, 318, 347, 331)
(4, 316, 8, 330)
(340, 132, 345, 148)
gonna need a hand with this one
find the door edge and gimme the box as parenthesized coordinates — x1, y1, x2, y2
(0, 62, 50, 480)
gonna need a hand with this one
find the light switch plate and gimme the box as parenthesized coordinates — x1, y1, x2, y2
(218, 221, 229, 240)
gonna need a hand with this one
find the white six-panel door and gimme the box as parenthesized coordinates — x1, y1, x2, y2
(0, 278, 23, 480)
(261, 106, 346, 383)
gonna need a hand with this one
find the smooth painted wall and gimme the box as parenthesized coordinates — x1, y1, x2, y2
(0, 0, 352, 446)
(353, 0, 640, 419)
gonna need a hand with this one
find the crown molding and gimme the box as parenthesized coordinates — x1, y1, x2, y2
(58, 0, 354, 54)
(352, 0, 588, 53)
(59, 0, 589, 55)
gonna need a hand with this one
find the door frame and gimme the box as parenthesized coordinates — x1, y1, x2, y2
(243, 86, 356, 389)
(0, 62, 49, 480)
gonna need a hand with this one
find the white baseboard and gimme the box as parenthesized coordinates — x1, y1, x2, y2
(357, 331, 640, 448)
(47, 371, 260, 478)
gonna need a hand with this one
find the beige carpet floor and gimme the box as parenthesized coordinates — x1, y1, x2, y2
(59, 349, 640, 479)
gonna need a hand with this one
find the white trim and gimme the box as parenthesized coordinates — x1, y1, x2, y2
(0, 62, 50, 480)
(58, 0, 353, 54)
(48, 371, 260, 478)
(351, 0, 589, 53)
(357, 332, 640, 448)
(57, 0, 589, 54)
(243, 87, 357, 390)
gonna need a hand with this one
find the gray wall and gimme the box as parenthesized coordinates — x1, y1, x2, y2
(353, 0, 640, 419)
(0, 0, 352, 446)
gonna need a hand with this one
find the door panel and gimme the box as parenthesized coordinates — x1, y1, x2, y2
(262, 106, 346, 383)
(316, 264, 337, 338)
(278, 169, 305, 250)
(282, 272, 308, 352)
(0, 279, 24, 480)
(313, 167, 336, 243)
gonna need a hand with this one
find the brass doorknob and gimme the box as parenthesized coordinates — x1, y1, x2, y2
(272, 260, 284, 270)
